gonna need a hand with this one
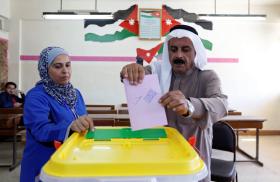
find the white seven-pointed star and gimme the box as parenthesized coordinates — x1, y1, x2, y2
(146, 52, 151, 57)
(129, 18, 135, 25)
(165, 19, 172, 26)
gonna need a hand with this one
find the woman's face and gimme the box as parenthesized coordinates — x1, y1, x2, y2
(48, 54, 71, 85)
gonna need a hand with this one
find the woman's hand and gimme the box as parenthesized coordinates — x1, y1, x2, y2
(70, 115, 94, 133)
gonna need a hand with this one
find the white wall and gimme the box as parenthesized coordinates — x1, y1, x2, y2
(0, 0, 9, 81)
(0, 31, 8, 39)
(0, 0, 9, 38)
(0, 0, 10, 18)
(9, 0, 280, 130)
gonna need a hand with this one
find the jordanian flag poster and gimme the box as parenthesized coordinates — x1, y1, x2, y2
(84, 4, 214, 64)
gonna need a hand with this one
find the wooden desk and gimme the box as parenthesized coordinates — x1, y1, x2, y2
(88, 114, 130, 126)
(86, 104, 115, 110)
(0, 114, 23, 171)
(89, 114, 266, 166)
(227, 111, 242, 115)
(86, 107, 113, 111)
(121, 103, 127, 107)
(89, 114, 129, 120)
(219, 115, 266, 166)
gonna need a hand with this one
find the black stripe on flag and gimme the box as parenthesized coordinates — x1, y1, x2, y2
(163, 5, 213, 30)
(84, 5, 136, 28)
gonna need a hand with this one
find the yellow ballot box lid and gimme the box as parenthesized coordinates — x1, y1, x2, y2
(41, 127, 207, 181)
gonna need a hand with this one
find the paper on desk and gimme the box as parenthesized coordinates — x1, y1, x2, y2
(123, 74, 167, 131)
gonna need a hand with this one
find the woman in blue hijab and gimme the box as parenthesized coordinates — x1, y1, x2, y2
(20, 47, 94, 182)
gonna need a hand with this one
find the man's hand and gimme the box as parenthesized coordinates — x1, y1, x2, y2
(70, 115, 94, 133)
(120, 63, 145, 85)
(159, 90, 188, 116)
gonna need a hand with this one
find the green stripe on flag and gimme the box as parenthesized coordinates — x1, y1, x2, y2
(158, 44, 164, 54)
(201, 38, 213, 51)
(141, 15, 154, 18)
(85, 29, 136, 42)
(157, 39, 212, 55)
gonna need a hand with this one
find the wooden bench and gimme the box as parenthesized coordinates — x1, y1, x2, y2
(117, 109, 129, 114)
(219, 115, 266, 166)
(87, 110, 117, 126)
(0, 109, 24, 171)
(227, 111, 242, 115)
(87, 110, 117, 114)
(0, 108, 23, 128)
(121, 103, 127, 107)
(86, 104, 115, 110)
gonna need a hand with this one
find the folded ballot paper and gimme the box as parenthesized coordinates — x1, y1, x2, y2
(123, 74, 167, 131)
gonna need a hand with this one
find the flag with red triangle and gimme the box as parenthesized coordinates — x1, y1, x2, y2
(119, 6, 139, 35)
(161, 6, 181, 36)
(84, 4, 213, 64)
(136, 43, 163, 63)
(85, 5, 138, 42)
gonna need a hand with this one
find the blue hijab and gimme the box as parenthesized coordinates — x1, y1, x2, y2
(37, 47, 77, 109)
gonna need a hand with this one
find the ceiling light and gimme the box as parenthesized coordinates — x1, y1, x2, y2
(42, 12, 113, 20)
(42, 0, 113, 20)
(199, 14, 266, 21)
(199, 0, 266, 21)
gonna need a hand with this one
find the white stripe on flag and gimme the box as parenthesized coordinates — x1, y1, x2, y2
(84, 20, 125, 36)
(177, 19, 214, 43)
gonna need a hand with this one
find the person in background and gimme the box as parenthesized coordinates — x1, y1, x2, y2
(0, 81, 25, 108)
(20, 47, 94, 182)
(120, 25, 228, 182)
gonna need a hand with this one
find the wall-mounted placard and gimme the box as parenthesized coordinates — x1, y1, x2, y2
(139, 8, 162, 40)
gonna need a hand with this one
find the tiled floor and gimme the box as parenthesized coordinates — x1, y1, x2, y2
(0, 136, 280, 182)
(0, 140, 23, 182)
(235, 135, 280, 182)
